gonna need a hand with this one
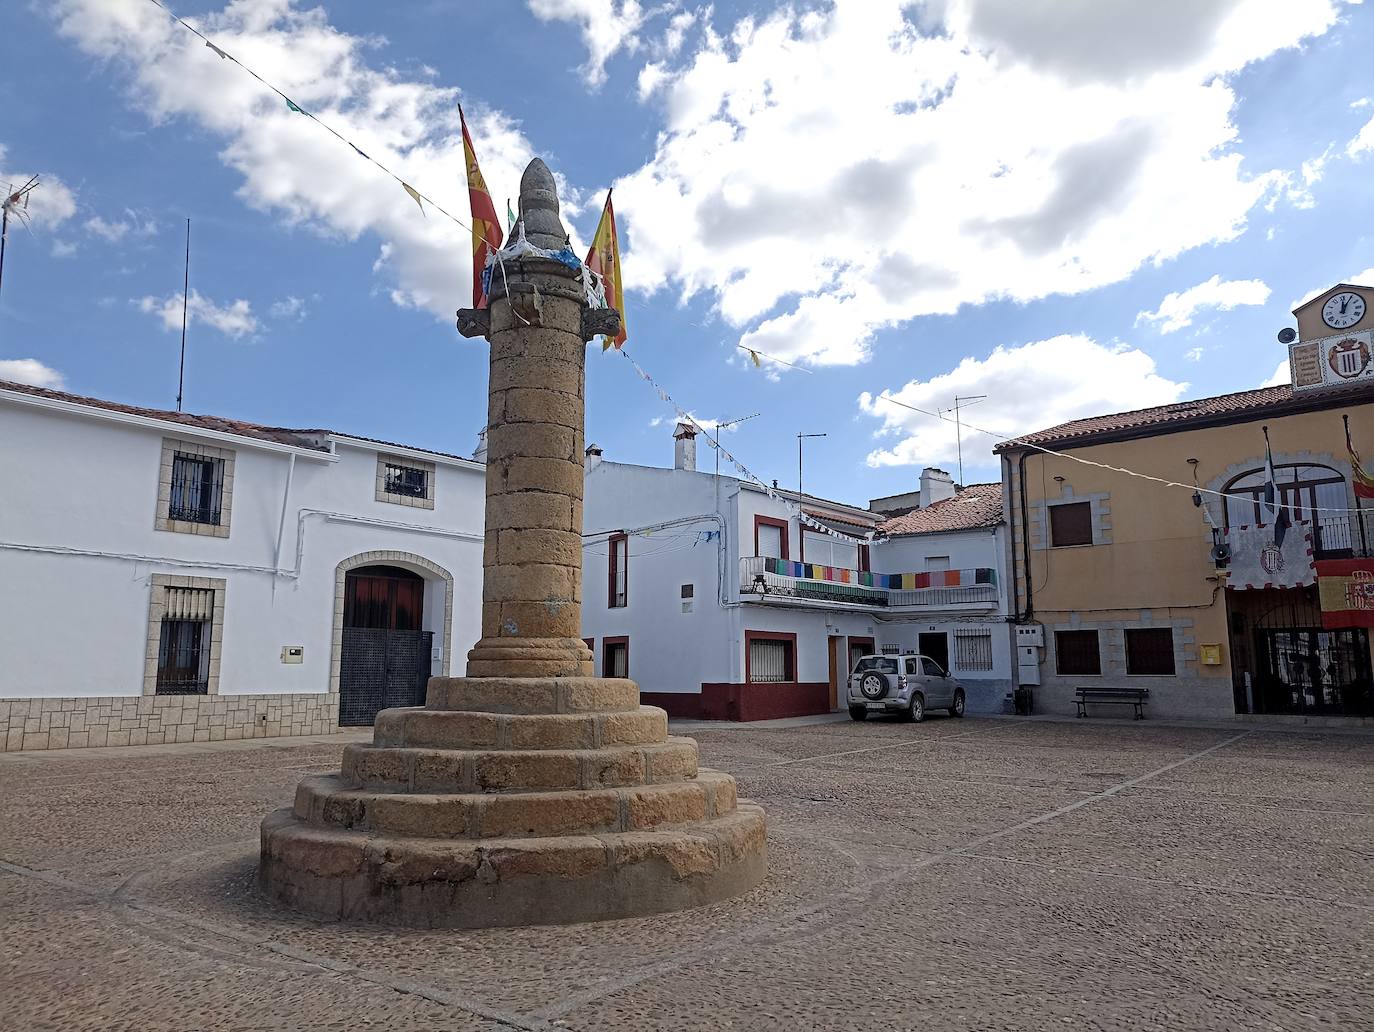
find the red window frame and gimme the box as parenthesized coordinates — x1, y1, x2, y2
(607, 532, 628, 608)
(744, 629, 798, 683)
(602, 635, 630, 679)
(753, 515, 790, 560)
(858, 544, 871, 572)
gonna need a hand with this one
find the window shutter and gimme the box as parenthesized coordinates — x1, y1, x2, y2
(165, 586, 214, 621)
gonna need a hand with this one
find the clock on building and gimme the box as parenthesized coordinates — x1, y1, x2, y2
(1322, 291, 1366, 329)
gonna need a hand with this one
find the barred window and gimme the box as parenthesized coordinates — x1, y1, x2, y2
(954, 631, 994, 672)
(747, 635, 794, 683)
(384, 462, 428, 499)
(603, 639, 628, 678)
(1055, 630, 1101, 675)
(169, 453, 224, 525)
(156, 587, 215, 695)
(1126, 628, 1176, 676)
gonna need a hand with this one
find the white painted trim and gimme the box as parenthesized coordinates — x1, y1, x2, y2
(329, 435, 485, 472)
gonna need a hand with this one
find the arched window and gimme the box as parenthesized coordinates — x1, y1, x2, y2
(1222, 463, 1355, 557)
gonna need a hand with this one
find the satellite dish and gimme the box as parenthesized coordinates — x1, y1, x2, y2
(1277, 327, 1297, 344)
(1211, 543, 1232, 566)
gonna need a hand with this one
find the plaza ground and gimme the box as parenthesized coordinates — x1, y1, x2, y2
(1, 715, 1371, 1031)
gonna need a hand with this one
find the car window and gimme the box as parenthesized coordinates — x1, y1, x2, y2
(855, 657, 897, 675)
(921, 658, 945, 677)
(905, 659, 919, 675)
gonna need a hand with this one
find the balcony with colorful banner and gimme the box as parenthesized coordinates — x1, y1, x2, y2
(739, 556, 999, 610)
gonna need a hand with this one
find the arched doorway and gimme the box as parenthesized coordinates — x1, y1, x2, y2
(338, 564, 434, 726)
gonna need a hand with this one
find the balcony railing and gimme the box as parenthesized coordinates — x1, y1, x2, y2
(739, 556, 999, 609)
(1311, 514, 1374, 559)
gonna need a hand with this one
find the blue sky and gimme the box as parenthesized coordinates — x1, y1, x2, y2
(3, 0, 1373, 505)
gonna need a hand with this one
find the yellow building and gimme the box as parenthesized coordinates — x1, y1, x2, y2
(998, 283, 1374, 723)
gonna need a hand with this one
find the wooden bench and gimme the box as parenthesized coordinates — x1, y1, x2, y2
(1074, 686, 1149, 719)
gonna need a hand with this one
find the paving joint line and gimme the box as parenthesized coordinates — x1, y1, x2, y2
(530, 730, 1254, 1021)
(960, 852, 1374, 912)
(0, 858, 553, 1031)
(730, 722, 1019, 772)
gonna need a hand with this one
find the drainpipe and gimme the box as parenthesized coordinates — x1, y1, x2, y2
(1019, 449, 1033, 622)
(274, 453, 296, 574)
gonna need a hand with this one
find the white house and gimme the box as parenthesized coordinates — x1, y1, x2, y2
(581, 425, 1015, 720)
(0, 379, 485, 751)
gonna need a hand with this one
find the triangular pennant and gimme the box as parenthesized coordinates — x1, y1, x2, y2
(205, 40, 230, 60)
(748, 349, 761, 368)
(401, 182, 425, 215)
(351, 144, 371, 160)
(285, 97, 304, 114)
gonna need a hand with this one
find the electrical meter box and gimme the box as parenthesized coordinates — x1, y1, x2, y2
(280, 646, 304, 664)
(1015, 625, 1045, 648)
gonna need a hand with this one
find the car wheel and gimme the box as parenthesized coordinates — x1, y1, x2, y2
(859, 672, 889, 700)
(907, 692, 925, 723)
(848, 705, 868, 721)
(950, 689, 966, 718)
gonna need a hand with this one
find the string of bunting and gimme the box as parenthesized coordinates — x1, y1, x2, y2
(146, 0, 475, 232)
(618, 347, 886, 546)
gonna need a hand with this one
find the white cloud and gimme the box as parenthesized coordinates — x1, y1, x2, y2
(1136, 274, 1272, 333)
(51, 1, 544, 323)
(270, 295, 309, 320)
(1262, 359, 1290, 387)
(1185, 346, 1205, 361)
(1284, 143, 1334, 208)
(1293, 266, 1374, 308)
(0, 358, 66, 389)
(84, 209, 158, 243)
(1348, 113, 1374, 156)
(617, 0, 1342, 368)
(858, 335, 1188, 469)
(136, 290, 258, 338)
(51, 239, 79, 258)
(525, 0, 659, 86)
(0, 146, 78, 229)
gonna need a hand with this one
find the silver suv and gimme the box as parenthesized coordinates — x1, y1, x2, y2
(848, 653, 966, 722)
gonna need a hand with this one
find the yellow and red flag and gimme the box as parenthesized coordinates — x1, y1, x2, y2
(586, 192, 627, 350)
(459, 104, 503, 309)
(1345, 415, 1374, 499)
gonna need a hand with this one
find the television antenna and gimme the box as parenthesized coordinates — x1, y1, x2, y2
(946, 394, 987, 486)
(0, 176, 40, 307)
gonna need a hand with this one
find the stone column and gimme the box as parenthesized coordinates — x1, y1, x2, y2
(464, 159, 594, 679)
(258, 158, 765, 929)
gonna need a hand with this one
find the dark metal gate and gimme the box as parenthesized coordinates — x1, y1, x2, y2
(338, 628, 433, 726)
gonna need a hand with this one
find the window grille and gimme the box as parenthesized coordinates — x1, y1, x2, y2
(1055, 629, 1102, 675)
(1125, 628, 1176, 676)
(748, 638, 793, 682)
(384, 462, 429, 498)
(609, 535, 628, 608)
(157, 586, 215, 696)
(169, 453, 223, 525)
(954, 630, 994, 671)
(604, 641, 628, 678)
(1049, 501, 1093, 547)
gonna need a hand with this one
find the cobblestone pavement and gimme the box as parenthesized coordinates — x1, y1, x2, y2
(1, 717, 1371, 1031)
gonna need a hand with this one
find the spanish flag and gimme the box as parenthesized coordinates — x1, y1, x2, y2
(586, 192, 627, 350)
(459, 104, 503, 309)
(1345, 414, 1374, 499)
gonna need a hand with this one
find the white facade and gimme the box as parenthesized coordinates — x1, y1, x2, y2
(582, 441, 1014, 719)
(0, 383, 485, 750)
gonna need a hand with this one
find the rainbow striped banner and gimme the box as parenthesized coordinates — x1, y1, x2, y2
(763, 559, 995, 590)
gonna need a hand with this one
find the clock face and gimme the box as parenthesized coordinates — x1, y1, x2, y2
(1322, 291, 1366, 329)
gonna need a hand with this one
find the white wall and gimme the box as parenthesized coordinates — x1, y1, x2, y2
(0, 398, 484, 700)
(872, 527, 1002, 575)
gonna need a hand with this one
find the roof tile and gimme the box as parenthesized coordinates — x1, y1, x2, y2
(879, 483, 1003, 536)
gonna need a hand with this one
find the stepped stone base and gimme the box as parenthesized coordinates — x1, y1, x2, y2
(259, 676, 767, 927)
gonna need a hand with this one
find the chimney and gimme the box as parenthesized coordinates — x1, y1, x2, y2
(919, 467, 955, 507)
(585, 442, 603, 470)
(473, 428, 488, 464)
(673, 422, 697, 471)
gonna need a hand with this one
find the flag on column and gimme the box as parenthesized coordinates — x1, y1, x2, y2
(1345, 415, 1374, 499)
(1261, 427, 1291, 546)
(586, 192, 627, 350)
(459, 104, 503, 309)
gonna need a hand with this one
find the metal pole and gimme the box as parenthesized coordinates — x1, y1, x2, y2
(177, 218, 190, 412)
(797, 432, 827, 499)
(0, 201, 9, 308)
(952, 395, 987, 485)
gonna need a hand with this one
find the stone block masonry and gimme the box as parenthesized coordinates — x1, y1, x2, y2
(0, 693, 342, 751)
